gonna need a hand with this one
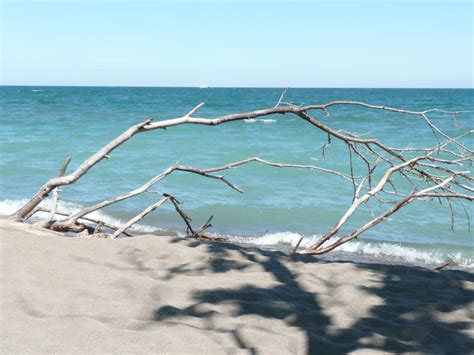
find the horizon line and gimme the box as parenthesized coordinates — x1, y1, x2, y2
(1, 84, 473, 90)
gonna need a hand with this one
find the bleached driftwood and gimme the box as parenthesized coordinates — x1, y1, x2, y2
(29, 207, 132, 237)
(9, 99, 473, 254)
(46, 156, 71, 223)
(112, 196, 170, 238)
(50, 157, 350, 234)
(9, 119, 153, 223)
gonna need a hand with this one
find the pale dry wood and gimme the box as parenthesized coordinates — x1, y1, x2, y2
(9, 100, 473, 256)
(274, 88, 288, 108)
(301, 130, 473, 254)
(9, 120, 152, 221)
(93, 221, 105, 234)
(302, 173, 471, 255)
(51, 157, 350, 231)
(112, 196, 170, 238)
(191, 215, 213, 238)
(11, 101, 468, 222)
(29, 207, 132, 237)
(47, 156, 71, 222)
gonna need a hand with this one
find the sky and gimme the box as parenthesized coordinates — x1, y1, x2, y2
(1, 0, 472, 88)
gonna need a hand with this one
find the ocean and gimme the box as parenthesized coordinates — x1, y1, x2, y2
(1, 86, 472, 268)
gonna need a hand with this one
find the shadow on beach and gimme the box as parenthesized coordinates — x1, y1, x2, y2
(2, 220, 472, 354)
(144, 239, 473, 354)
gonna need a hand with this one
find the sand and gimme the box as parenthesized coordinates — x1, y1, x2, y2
(0, 219, 473, 354)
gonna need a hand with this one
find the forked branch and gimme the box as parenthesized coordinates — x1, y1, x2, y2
(9, 100, 472, 255)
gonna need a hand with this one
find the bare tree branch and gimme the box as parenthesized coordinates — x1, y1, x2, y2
(47, 156, 71, 222)
(274, 88, 288, 108)
(28, 207, 132, 237)
(112, 196, 170, 238)
(10, 100, 472, 257)
(50, 157, 351, 232)
(9, 119, 152, 221)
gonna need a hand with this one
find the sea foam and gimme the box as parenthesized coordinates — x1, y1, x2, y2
(0, 199, 158, 234)
(1, 199, 472, 268)
(227, 231, 474, 268)
(244, 118, 277, 123)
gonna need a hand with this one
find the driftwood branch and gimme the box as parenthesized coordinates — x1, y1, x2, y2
(10, 99, 472, 256)
(11, 101, 468, 223)
(112, 196, 170, 238)
(29, 207, 132, 237)
(274, 89, 288, 108)
(48, 156, 71, 222)
(9, 119, 152, 222)
(191, 215, 214, 238)
(302, 165, 471, 255)
(48, 157, 350, 232)
(168, 195, 195, 235)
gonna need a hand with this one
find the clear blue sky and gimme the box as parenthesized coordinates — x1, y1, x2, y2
(1, 0, 472, 88)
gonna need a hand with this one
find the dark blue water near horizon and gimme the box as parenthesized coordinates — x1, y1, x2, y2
(1, 86, 473, 267)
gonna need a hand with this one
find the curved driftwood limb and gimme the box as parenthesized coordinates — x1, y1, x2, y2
(308, 155, 432, 252)
(9, 119, 152, 222)
(50, 157, 350, 232)
(302, 167, 473, 255)
(12, 101, 470, 223)
(300, 129, 473, 254)
(23, 156, 72, 223)
(28, 207, 132, 237)
(112, 196, 170, 238)
(10, 99, 473, 255)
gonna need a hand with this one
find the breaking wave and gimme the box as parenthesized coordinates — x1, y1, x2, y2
(0, 199, 158, 234)
(227, 231, 474, 269)
(1, 199, 472, 268)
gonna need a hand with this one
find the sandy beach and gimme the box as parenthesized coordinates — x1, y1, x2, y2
(0, 219, 472, 354)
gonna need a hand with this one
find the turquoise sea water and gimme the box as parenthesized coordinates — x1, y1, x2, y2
(1, 86, 473, 267)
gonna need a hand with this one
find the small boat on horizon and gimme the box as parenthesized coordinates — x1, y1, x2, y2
(199, 84, 209, 89)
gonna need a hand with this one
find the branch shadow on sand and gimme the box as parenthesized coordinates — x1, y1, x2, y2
(123, 238, 473, 354)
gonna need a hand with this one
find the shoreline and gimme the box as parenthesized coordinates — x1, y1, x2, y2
(218, 238, 474, 272)
(4, 198, 472, 270)
(6, 211, 474, 271)
(1, 219, 472, 353)
(146, 228, 474, 272)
